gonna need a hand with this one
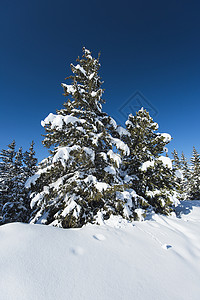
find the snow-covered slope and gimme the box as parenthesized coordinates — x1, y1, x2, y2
(0, 201, 200, 300)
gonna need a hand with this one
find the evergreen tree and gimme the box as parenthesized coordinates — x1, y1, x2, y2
(0, 141, 16, 224)
(0, 161, 5, 222)
(23, 141, 38, 220)
(1, 146, 28, 224)
(0, 141, 37, 225)
(172, 149, 181, 170)
(180, 152, 191, 200)
(171, 149, 183, 198)
(123, 108, 178, 215)
(28, 48, 130, 228)
(189, 147, 200, 200)
(24, 141, 38, 177)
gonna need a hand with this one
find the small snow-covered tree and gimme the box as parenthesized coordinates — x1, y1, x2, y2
(0, 161, 5, 222)
(1, 146, 28, 224)
(179, 152, 191, 200)
(23, 141, 38, 178)
(2, 147, 28, 223)
(171, 149, 183, 198)
(0, 141, 37, 225)
(0, 141, 16, 220)
(123, 108, 178, 215)
(189, 147, 200, 200)
(172, 149, 181, 170)
(0, 141, 16, 224)
(28, 48, 129, 228)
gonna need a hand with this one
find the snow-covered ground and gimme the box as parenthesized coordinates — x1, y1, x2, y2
(0, 200, 200, 300)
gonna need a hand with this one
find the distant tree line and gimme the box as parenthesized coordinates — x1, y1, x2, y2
(0, 141, 37, 224)
(172, 147, 200, 201)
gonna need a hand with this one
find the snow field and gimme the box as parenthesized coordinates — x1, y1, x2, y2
(0, 201, 200, 300)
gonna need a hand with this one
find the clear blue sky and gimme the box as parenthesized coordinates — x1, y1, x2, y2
(1, 0, 200, 162)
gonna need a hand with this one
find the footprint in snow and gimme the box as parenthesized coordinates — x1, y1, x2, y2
(162, 244, 172, 250)
(93, 234, 106, 241)
(71, 246, 84, 255)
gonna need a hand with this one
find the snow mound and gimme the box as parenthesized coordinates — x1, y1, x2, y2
(0, 200, 200, 300)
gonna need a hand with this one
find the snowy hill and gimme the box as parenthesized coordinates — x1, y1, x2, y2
(0, 201, 200, 300)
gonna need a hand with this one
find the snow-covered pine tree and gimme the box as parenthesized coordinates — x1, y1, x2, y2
(23, 141, 38, 177)
(23, 141, 38, 220)
(0, 141, 36, 225)
(172, 149, 181, 170)
(1, 146, 29, 224)
(189, 147, 200, 200)
(0, 159, 6, 222)
(0, 141, 16, 224)
(180, 152, 191, 200)
(27, 47, 129, 228)
(171, 149, 183, 198)
(123, 108, 178, 215)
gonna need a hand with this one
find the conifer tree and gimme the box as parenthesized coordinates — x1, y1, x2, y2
(171, 149, 183, 198)
(0, 141, 37, 225)
(0, 141, 16, 203)
(0, 161, 5, 222)
(179, 152, 191, 200)
(1, 146, 28, 224)
(189, 147, 200, 200)
(123, 108, 178, 215)
(28, 48, 129, 228)
(24, 141, 38, 177)
(172, 149, 181, 170)
(0, 141, 16, 224)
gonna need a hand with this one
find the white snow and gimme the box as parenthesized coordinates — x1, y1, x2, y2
(107, 150, 121, 168)
(89, 72, 95, 80)
(84, 175, 110, 192)
(175, 169, 184, 180)
(146, 189, 161, 198)
(30, 192, 45, 209)
(61, 200, 79, 217)
(83, 147, 95, 163)
(109, 117, 117, 129)
(25, 173, 40, 188)
(1, 200, 200, 300)
(95, 182, 110, 192)
(116, 126, 131, 137)
(111, 138, 130, 156)
(104, 165, 116, 175)
(74, 64, 86, 76)
(61, 83, 76, 94)
(140, 156, 172, 171)
(140, 160, 155, 171)
(41, 113, 85, 129)
(53, 145, 80, 167)
(158, 156, 172, 169)
(91, 91, 98, 97)
(161, 133, 172, 142)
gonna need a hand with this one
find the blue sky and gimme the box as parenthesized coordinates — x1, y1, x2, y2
(1, 0, 200, 161)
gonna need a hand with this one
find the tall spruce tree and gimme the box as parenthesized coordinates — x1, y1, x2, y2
(123, 108, 178, 215)
(27, 48, 130, 228)
(190, 147, 200, 200)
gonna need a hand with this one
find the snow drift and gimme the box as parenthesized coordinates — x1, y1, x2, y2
(0, 200, 200, 300)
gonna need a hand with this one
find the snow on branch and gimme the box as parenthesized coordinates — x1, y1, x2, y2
(41, 113, 85, 129)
